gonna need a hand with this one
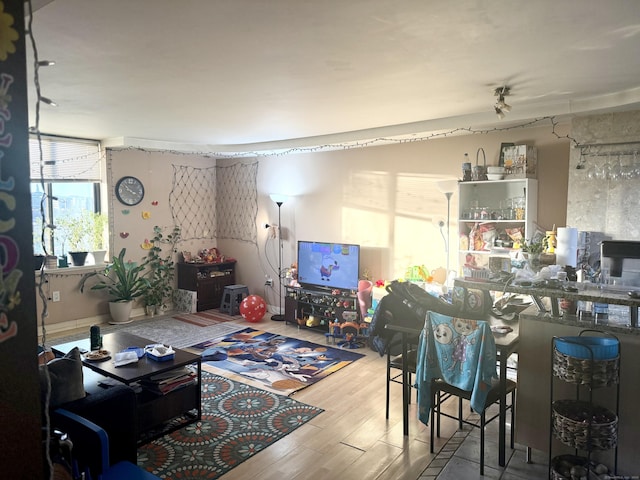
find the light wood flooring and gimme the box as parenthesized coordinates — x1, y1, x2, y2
(49, 313, 510, 480)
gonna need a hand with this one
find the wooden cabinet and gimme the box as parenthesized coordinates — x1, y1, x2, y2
(177, 261, 236, 311)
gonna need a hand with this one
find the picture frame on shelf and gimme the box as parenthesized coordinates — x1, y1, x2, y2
(499, 142, 515, 167)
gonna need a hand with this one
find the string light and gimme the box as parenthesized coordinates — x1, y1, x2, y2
(115, 115, 576, 158)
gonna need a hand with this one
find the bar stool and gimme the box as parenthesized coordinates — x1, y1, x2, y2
(220, 285, 250, 315)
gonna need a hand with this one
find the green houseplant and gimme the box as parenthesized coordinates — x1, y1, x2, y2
(80, 248, 150, 324)
(56, 211, 108, 265)
(142, 225, 181, 314)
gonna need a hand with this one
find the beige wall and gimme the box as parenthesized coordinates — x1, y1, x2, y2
(39, 123, 570, 329)
(223, 123, 570, 313)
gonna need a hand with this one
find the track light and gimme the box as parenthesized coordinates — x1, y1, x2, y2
(493, 85, 511, 119)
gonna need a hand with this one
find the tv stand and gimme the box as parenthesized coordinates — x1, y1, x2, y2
(284, 285, 360, 331)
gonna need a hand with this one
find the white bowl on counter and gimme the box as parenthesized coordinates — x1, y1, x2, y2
(487, 173, 504, 181)
(487, 166, 506, 174)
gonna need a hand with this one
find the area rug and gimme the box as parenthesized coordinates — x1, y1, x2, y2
(172, 309, 243, 326)
(191, 327, 364, 396)
(137, 371, 323, 479)
(52, 314, 245, 350)
(119, 316, 246, 349)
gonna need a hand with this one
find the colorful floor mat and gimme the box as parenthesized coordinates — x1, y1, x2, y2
(137, 372, 323, 479)
(172, 309, 242, 326)
(191, 327, 364, 395)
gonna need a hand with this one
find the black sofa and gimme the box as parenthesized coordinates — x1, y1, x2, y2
(41, 347, 138, 467)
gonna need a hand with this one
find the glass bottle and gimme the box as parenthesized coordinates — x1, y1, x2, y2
(462, 153, 472, 181)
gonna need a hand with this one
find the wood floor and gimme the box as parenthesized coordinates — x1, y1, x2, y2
(208, 316, 457, 480)
(50, 314, 464, 480)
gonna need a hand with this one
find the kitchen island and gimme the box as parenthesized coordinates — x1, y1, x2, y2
(454, 278, 640, 475)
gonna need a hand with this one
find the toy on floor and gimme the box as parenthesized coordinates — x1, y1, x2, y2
(325, 319, 368, 349)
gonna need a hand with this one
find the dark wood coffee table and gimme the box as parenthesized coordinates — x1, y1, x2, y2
(53, 330, 202, 442)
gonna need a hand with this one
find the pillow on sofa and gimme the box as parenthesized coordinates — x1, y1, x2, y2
(40, 347, 86, 408)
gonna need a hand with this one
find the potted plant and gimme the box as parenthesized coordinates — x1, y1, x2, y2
(56, 211, 107, 266)
(142, 225, 181, 314)
(56, 215, 90, 266)
(80, 248, 150, 324)
(88, 212, 108, 264)
(521, 238, 545, 270)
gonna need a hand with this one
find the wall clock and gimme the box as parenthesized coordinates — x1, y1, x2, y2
(115, 176, 145, 206)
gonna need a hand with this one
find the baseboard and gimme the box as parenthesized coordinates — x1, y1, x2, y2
(38, 307, 147, 339)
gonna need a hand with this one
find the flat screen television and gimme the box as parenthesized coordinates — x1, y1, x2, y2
(297, 241, 360, 291)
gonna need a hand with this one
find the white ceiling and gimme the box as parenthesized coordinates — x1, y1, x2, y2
(27, 0, 640, 154)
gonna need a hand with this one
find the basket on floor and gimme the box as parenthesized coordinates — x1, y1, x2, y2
(552, 348, 619, 387)
(550, 454, 589, 480)
(552, 400, 618, 451)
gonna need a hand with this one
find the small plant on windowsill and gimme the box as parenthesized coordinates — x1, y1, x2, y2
(142, 225, 181, 312)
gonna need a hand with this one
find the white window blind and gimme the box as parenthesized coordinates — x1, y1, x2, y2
(29, 136, 102, 181)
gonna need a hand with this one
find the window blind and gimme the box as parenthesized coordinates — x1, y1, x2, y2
(29, 136, 102, 181)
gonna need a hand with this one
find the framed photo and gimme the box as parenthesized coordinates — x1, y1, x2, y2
(499, 143, 515, 167)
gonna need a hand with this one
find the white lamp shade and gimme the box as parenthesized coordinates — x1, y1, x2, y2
(269, 193, 289, 204)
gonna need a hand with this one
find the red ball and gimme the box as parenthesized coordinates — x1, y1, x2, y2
(239, 294, 266, 323)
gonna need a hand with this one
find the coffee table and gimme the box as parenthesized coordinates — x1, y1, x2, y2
(53, 330, 202, 442)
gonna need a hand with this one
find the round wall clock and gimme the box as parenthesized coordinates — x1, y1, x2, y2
(115, 176, 145, 206)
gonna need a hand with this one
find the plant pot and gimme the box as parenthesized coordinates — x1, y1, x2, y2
(34, 254, 46, 270)
(89, 250, 107, 265)
(145, 304, 158, 317)
(68, 251, 88, 266)
(108, 300, 134, 324)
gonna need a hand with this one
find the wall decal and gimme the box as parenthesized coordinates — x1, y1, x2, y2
(142, 211, 151, 219)
(152, 200, 158, 206)
(120, 232, 129, 238)
(141, 239, 153, 250)
(121, 209, 130, 215)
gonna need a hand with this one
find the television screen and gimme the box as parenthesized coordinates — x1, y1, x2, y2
(297, 241, 360, 291)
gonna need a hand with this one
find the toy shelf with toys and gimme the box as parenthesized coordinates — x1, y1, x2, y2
(284, 285, 361, 333)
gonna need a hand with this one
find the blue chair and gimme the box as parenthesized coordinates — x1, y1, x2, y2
(52, 409, 160, 480)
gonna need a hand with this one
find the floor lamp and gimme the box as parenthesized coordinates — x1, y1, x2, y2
(437, 181, 457, 287)
(269, 194, 288, 321)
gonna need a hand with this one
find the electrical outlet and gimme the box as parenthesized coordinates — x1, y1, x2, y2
(265, 278, 273, 286)
(52, 291, 61, 302)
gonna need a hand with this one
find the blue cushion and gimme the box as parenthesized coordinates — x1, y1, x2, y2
(102, 461, 160, 480)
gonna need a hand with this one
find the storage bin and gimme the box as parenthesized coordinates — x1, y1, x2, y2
(552, 400, 617, 451)
(555, 336, 619, 360)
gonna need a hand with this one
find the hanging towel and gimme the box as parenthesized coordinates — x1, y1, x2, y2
(416, 310, 497, 425)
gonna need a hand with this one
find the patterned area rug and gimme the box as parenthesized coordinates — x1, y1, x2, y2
(191, 327, 364, 396)
(137, 371, 323, 479)
(52, 313, 245, 349)
(172, 309, 243, 326)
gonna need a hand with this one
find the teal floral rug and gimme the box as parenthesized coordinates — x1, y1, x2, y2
(137, 371, 323, 479)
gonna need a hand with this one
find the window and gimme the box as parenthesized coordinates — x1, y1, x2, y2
(30, 136, 104, 257)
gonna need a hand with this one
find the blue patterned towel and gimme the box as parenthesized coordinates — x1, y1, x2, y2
(416, 311, 497, 425)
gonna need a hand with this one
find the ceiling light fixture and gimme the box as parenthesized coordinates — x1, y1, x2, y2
(494, 86, 511, 119)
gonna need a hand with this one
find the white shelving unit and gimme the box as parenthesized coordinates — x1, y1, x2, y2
(458, 178, 538, 275)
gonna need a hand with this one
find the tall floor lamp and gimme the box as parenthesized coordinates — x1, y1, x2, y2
(269, 194, 288, 321)
(437, 181, 457, 287)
